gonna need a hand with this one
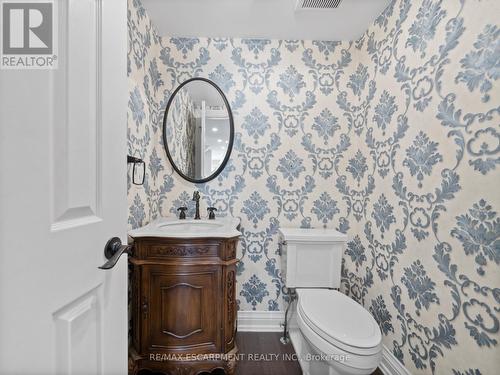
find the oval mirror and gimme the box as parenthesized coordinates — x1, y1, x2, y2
(163, 78, 234, 183)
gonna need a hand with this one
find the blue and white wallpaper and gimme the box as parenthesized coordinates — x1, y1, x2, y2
(128, 0, 500, 373)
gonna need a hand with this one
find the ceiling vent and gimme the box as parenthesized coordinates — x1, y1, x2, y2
(296, 0, 343, 10)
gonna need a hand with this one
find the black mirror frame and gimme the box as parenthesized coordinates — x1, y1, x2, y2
(162, 77, 234, 184)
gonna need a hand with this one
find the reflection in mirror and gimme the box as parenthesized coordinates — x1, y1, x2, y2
(163, 78, 233, 183)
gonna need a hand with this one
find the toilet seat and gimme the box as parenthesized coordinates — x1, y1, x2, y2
(297, 289, 381, 356)
(295, 306, 382, 374)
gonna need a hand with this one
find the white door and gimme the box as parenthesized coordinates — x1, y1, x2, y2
(0, 0, 128, 374)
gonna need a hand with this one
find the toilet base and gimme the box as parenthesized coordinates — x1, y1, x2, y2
(287, 300, 381, 375)
(290, 327, 380, 375)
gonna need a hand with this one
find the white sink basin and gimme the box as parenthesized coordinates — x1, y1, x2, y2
(158, 220, 224, 232)
(129, 217, 241, 238)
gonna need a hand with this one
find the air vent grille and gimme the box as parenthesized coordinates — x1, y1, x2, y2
(296, 0, 343, 9)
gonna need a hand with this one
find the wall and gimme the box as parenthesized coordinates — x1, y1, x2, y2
(341, 1, 499, 374)
(128, 0, 500, 374)
(128, 0, 165, 227)
(128, 0, 357, 314)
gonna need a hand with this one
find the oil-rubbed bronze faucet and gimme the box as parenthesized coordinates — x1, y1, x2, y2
(192, 191, 201, 220)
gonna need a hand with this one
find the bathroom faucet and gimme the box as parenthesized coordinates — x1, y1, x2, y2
(192, 191, 201, 220)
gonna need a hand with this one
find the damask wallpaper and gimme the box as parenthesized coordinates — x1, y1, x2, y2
(127, 0, 499, 373)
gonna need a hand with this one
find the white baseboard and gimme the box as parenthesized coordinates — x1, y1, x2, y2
(380, 345, 411, 375)
(237, 311, 285, 332)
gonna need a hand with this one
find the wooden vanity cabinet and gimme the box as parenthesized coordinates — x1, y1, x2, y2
(128, 236, 239, 375)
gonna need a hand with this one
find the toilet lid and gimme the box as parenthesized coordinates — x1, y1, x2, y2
(297, 289, 381, 350)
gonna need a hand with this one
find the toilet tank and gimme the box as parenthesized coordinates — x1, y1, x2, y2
(279, 227, 348, 288)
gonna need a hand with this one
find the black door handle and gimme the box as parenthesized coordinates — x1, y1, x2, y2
(98, 237, 132, 270)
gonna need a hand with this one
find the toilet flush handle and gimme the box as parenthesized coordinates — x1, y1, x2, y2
(278, 241, 287, 256)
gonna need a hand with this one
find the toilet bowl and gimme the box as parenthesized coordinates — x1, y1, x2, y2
(292, 289, 382, 375)
(278, 227, 382, 375)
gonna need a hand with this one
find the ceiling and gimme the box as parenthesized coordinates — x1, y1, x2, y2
(141, 0, 391, 41)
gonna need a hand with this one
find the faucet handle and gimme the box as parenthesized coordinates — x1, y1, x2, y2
(207, 207, 217, 220)
(177, 206, 188, 220)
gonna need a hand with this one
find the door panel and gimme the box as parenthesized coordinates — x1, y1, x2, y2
(51, 0, 102, 230)
(0, 0, 128, 373)
(53, 286, 102, 374)
(161, 283, 203, 339)
(146, 265, 221, 354)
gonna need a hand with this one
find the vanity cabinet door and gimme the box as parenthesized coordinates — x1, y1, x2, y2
(142, 264, 222, 354)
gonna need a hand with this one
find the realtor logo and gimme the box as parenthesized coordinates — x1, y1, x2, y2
(1, 1, 57, 69)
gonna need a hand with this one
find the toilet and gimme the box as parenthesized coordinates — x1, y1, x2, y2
(279, 227, 382, 375)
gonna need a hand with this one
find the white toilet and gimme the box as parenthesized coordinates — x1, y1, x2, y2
(279, 227, 382, 375)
